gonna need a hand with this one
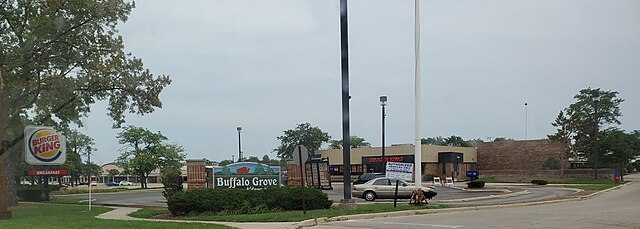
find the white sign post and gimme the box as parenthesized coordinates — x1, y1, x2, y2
(385, 162, 414, 181)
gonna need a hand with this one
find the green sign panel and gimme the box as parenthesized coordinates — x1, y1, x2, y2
(213, 162, 281, 190)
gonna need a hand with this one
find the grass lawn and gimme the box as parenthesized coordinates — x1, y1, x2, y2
(549, 178, 618, 184)
(476, 177, 500, 183)
(0, 203, 233, 229)
(130, 203, 453, 222)
(571, 184, 618, 190)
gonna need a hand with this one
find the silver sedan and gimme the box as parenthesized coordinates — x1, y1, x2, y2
(352, 177, 436, 201)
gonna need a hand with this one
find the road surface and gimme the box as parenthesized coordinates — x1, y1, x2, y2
(314, 173, 640, 229)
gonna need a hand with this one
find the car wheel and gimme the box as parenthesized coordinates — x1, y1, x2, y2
(364, 191, 376, 201)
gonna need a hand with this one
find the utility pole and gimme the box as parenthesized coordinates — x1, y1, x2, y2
(339, 0, 354, 208)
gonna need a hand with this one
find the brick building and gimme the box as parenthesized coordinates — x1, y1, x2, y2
(476, 139, 612, 181)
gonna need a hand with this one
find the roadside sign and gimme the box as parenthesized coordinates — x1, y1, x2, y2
(26, 169, 68, 176)
(292, 145, 309, 165)
(24, 126, 66, 165)
(385, 162, 414, 181)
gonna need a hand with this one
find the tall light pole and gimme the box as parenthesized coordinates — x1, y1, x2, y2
(414, 0, 423, 188)
(525, 102, 528, 140)
(380, 96, 387, 173)
(339, 0, 353, 205)
(237, 127, 242, 162)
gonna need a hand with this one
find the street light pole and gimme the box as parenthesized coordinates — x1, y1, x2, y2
(414, 0, 423, 188)
(380, 96, 387, 173)
(237, 127, 242, 162)
(525, 102, 528, 140)
(339, 0, 354, 205)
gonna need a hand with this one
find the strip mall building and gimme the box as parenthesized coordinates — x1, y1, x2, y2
(315, 144, 477, 181)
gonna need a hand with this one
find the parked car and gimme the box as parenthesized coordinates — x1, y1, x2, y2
(90, 182, 98, 186)
(352, 177, 437, 201)
(119, 180, 133, 186)
(105, 181, 119, 187)
(352, 173, 384, 185)
(78, 182, 88, 186)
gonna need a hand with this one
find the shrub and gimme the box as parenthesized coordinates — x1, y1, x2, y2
(423, 174, 436, 182)
(531, 180, 548, 185)
(542, 157, 559, 170)
(167, 186, 332, 216)
(467, 180, 485, 189)
(161, 166, 183, 199)
(17, 185, 57, 201)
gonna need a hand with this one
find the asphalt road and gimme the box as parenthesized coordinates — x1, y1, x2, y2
(314, 173, 640, 229)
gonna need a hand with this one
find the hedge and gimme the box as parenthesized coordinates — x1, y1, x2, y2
(531, 180, 548, 185)
(167, 186, 333, 216)
(467, 180, 485, 189)
(16, 185, 62, 201)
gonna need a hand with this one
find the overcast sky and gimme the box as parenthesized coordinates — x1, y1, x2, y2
(81, 0, 640, 165)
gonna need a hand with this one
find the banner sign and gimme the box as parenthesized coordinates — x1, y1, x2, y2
(24, 126, 66, 165)
(27, 169, 68, 176)
(385, 162, 414, 181)
(212, 162, 281, 190)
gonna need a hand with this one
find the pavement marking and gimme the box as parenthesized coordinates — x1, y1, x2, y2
(380, 221, 462, 228)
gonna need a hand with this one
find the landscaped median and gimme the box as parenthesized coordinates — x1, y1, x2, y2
(129, 203, 453, 222)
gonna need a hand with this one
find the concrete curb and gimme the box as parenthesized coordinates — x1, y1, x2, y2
(434, 190, 530, 203)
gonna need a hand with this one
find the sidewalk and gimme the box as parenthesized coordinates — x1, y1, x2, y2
(96, 206, 297, 229)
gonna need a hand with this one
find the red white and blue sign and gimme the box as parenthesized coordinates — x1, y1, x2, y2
(24, 126, 66, 165)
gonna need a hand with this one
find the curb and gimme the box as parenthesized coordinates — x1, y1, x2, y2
(434, 190, 530, 203)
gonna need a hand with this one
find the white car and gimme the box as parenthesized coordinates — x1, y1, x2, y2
(119, 180, 133, 186)
(352, 177, 437, 201)
(90, 182, 98, 186)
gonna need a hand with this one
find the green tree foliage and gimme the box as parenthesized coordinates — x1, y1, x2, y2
(0, 0, 170, 205)
(64, 130, 96, 185)
(542, 157, 560, 169)
(116, 126, 185, 188)
(273, 123, 330, 159)
(244, 156, 261, 163)
(161, 165, 183, 199)
(218, 159, 233, 166)
(443, 136, 472, 147)
(492, 137, 514, 142)
(421, 136, 445, 145)
(107, 169, 119, 182)
(421, 136, 472, 147)
(328, 135, 371, 149)
(550, 88, 624, 179)
(602, 129, 640, 174)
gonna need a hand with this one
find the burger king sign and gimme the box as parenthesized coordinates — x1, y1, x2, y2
(24, 126, 66, 165)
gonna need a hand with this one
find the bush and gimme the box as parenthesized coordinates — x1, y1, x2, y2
(467, 180, 485, 189)
(17, 185, 56, 201)
(531, 180, 548, 185)
(161, 166, 183, 199)
(167, 186, 333, 216)
(423, 174, 436, 182)
(542, 157, 559, 170)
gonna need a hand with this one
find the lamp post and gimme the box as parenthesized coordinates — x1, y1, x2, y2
(592, 92, 600, 179)
(525, 102, 528, 140)
(380, 96, 387, 173)
(237, 127, 242, 162)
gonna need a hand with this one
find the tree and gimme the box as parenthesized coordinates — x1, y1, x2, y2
(116, 126, 184, 188)
(107, 169, 119, 182)
(245, 156, 261, 163)
(550, 88, 624, 179)
(443, 136, 472, 147)
(602, 129, 640, 179)
(273, 123, 330, 159)
(421, 137, 445, 145)
(261, 155, 271, 164)
(161, 164, 183, 199)
(218, 159, 234, 166)
(493, 137, 514, 142)
(1, 1, 171, 205)
(329, 136, 371, 149)
(63, 130, 96, 185)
